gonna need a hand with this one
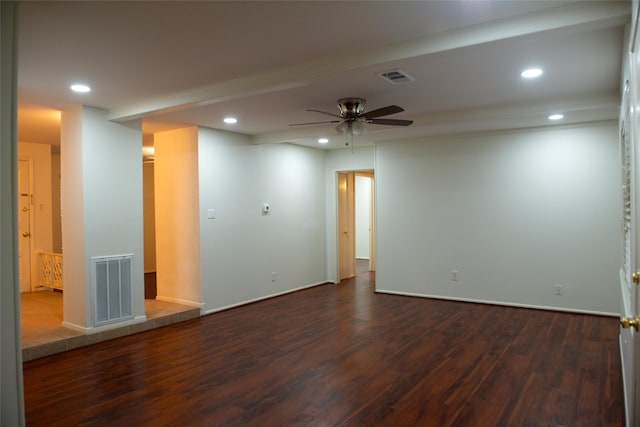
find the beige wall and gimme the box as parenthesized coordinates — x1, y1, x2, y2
(154, 127, 201, 307)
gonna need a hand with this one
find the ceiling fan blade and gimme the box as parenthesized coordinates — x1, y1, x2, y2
(368, 118, 414, 126)
(289, 120, 341, 127)
(306, 109, 343, 119)
(363, 105, 404, 119)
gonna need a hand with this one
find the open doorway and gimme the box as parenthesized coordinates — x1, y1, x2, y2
(142, 141, 157, 299)
(337, 170, 375, 281)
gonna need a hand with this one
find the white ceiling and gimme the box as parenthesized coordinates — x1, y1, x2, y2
(17, 1, 630, 150)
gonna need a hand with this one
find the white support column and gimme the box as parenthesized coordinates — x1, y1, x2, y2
(61, 106, 146, 332)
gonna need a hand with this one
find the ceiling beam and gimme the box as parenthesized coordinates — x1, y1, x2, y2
(109, 1, 630, 123)
(251, 91, 620, 145)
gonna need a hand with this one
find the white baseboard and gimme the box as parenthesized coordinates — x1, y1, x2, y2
(62, 314, 148, 334)
(375, 289, 619, 317)
(155, 295, 205, 311)
(204, 281, 327, 315)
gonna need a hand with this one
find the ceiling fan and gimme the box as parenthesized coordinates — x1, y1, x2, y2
(290, 97, 413, 142)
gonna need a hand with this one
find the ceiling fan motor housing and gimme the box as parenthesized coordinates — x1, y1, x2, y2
(337, 97, 366, 117)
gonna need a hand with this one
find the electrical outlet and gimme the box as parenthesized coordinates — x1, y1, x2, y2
(451, 270, 459, 282)
(555, 284, 563, 296)
(271, 272, 277, 282)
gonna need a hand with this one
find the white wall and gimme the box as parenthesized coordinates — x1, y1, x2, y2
(325, 146, 375, 282)
(375, 124, 621, 315)
(61, 106, 145, 331)
(198, 127, 326, 312)
(17, 141, 53, 286)
(154, 127, 201, 307)
(355, 175, 371, 259)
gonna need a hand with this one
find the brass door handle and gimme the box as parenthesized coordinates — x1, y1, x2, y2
(22, 231, 29, 237)
(620, 317, 639, 330)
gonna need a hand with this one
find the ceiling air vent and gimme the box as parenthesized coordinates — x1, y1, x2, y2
(378, 69, 415, 85)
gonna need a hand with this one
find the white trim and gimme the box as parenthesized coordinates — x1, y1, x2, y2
(156, 295, 205, 311)
(1, 2, 25, 423)
(375, 289, 619, 317)
(631, 0, 639, 53)
(62, 315, 148, 335)
(377, 118, 619, 149)
(203, 281, 327, 315)
(621, 335, 633, 427)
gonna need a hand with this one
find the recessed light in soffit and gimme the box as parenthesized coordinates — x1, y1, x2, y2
(70, 83, 91, 93)
(520, 68, 543, 79)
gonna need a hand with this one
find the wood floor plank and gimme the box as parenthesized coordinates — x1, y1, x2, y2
(23, 273, 624, 426)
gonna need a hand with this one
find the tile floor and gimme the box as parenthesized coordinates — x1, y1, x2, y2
(20, 290, 201, 361)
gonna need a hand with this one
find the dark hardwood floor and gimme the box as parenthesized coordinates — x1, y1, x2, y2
(23, 272, 624, 426)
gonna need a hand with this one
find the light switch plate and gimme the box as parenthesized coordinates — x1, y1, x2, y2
(207, 209, 216, 219)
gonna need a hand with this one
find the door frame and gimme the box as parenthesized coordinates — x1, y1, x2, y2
(335, 169, 376, 283)
(355, 171, 376, 272)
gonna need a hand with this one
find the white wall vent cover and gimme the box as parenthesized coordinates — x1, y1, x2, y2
(92, 255, 133, 326)
(378, 69, 415, 85)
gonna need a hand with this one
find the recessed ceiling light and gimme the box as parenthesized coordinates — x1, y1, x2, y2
(318, 138, 329, 144)
(548, 114, 564, 121)
(521, 68, 543, 79)
(223, 117, 237, 124)
(70, 84, 91, 93)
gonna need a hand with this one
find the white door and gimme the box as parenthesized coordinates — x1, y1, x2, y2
(621, 9, 640, 423)
(619, 79, 636, 425)
(18, 159, 32, 293)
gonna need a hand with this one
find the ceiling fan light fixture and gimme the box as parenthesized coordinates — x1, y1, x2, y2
(336, 121, 349, 135)
(290, 97, 412, 138)
(336, 120, 366, 136)
(351, 120, 365, 135)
